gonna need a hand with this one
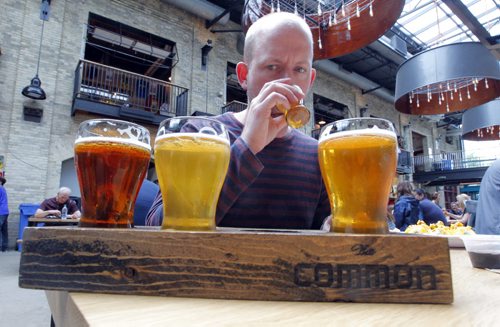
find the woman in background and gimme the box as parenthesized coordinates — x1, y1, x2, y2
(393, 181, 420, 232)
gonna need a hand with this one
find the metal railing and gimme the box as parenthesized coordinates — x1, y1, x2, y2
(413, 148, 500, 173)
(73, 59, 188, 116)
(222, 100, 247, 114)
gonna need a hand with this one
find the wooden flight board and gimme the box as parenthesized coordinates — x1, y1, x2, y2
(19, 227, 453, 304)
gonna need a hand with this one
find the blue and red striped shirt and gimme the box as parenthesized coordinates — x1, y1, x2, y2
(146, 112, 330, 229)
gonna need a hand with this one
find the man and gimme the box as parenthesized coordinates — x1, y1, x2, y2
(35, 187, 81, 219)
(147, 12, 330, 229)
(0, 177, 9, 252)
(475, 159, 500, 234)
(414, 188, 448, 226)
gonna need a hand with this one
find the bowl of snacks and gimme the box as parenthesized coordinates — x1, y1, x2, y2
(404, 220, 475, 247)
(462, 235, 500, 269)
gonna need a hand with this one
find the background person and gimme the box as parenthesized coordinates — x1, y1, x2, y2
(35, 187, 81, 219)
(431, 191, 441, 208)
(444, 193, 472, 225)
(414, 188, 448, 226)
(449, 202, 463, 216)
(475, 159, 500, 234)
(147, 12, 330, 229)
(393, 181, 420, 231)
(0, 177, 9, 252)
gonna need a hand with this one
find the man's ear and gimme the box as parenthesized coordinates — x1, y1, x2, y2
(236, 62, 249, 90)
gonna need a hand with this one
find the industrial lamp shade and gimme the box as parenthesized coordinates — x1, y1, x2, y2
(395, 42, 500, 115)
(21, 75, 46, 100)
(462, 99, 500, 141)
(242, 0, 405, 60)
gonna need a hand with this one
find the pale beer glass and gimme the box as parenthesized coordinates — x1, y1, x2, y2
(75, 119, 151, 228)
(155, 117, 230, 231)
(318, 118, 398, 234)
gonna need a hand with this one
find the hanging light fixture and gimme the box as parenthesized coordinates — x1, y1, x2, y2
(462, 99, 500, 141)
(242, 0, 405, 60)
(395, 42, 500, 115)
(22, 0, 51, 100)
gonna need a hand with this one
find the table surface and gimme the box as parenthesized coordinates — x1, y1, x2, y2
(45, 249, 500, 326)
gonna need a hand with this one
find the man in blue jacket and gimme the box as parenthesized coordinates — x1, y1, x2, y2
(415, 188, 448, 226)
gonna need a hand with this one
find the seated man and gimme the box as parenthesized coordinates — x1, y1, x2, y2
(35, 187, 81, 219)
(147, 12, 330, 229)
(414, 189, 448, 226)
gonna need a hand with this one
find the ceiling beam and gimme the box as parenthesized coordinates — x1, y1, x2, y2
(441, 0, 500, 59)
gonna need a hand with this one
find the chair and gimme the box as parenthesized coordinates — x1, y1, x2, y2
(465, 200, 478, 228)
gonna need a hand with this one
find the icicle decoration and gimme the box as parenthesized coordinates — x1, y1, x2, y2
(369, 0, 374, 17)
(277, 0, 281, 12)
(294, 0, 298, 15)
(317, 1, 322, 16)
(356, 3, 360, 17)
(485, 78, 489, 89)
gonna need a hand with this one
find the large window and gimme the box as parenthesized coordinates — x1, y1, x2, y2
(85, 13, 177, 82)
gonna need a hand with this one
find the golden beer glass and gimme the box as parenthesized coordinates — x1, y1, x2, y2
(75, 119, 151, 228)
(155, 117, 230, 231)
(318, 118, 398, 234)
(275, 102, 310, 128)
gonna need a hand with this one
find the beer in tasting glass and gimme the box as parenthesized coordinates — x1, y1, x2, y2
(155, 117, 230, 231)
(74, 119, 151, 228)
(318, 118, 397, 234)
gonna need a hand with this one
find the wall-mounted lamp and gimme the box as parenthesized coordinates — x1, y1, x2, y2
(201, 39, 213, 67)
(22, 0, 51, 100)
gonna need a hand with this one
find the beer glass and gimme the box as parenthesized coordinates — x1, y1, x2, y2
(75, 119, 151, 228)
(155, 117, 230, 231)
(276, 102, 310, 128)
(318, 118, 398, 234)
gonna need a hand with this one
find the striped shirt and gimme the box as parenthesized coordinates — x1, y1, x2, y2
(146, 112, 330, 229)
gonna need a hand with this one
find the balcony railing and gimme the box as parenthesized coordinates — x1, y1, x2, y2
(73, 59, 188, 123)
(222, 100, 247, 114)
(413, 149, 499, 173)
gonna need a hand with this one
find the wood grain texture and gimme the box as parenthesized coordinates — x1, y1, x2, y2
(20, 227, 452, 304)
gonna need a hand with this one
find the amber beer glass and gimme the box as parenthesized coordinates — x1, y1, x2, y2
(75, 119, 151, 228)
(318, 118, 397, 234)
(155, 117, 230, 230)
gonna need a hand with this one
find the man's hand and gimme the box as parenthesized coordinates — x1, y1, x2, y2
(49, 210, 61, 217)
(241, 79, 304, 154)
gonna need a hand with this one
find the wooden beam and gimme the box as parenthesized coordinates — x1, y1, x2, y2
(19, 227, 453, 304)
(441, 0, 492, 46)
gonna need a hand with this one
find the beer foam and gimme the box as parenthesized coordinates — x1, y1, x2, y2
(320, 128, 396, 143)
(75, 136, 152, 151)
(155, 133, 230, 145)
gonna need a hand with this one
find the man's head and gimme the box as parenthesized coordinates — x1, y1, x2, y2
(237, 12, 316, 102)
(0, 177, 5, 186)
(56, 187, 71, 204)
(414, 188, 426, 201)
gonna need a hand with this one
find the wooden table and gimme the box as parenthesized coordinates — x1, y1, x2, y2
(28, 217, 80, 227)
(45, 249, 499, 326)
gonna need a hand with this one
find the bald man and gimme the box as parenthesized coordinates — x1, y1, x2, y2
(35, 187, 81, 219)
(147, 12, 330, 229)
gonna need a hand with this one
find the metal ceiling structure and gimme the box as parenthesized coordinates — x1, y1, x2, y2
(204, 0, 498, 125)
